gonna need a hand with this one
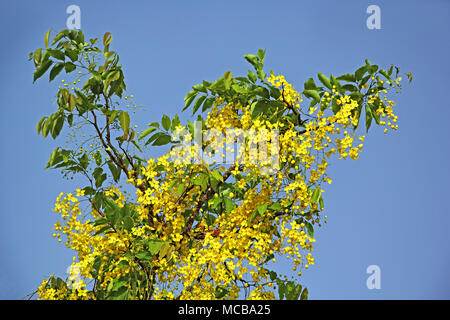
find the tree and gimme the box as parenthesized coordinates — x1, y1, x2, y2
(30, 29, 410, 300)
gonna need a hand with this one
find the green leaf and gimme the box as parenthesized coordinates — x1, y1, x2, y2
(248, 209, 259, 223)
(269, 270, 277, 281)
(337, 73, 356, 82)
(355, 66, 368, 81)
(152, 133, 171, 146)
(47, 49, 66, 61)
(293, 284, 303, 300)
(303, 89, 321, 101)
(119, 111, 130, 134)
(244, 54, 258, 67)
(193, 84, 207, 93)
(224, 198, 234, 213)
(285, 281, 299, 300)
(192, 95, 207, 115)
(370, 104, 380, 125)
(223, 71, 233, 82)
(121, 216, 134, 231)
(33, 60, 53, 82)
(64, 49, 78, 62)
(300, 288, 309, 300)
(64, 62, 76, 73)
(177, 183, 185, 196)
(161, 114, 171, 131)
(211, 197, 222, 210)
(51, 116, 64, 139)
(253, 87, 270, 99)
(184, 90, 196, 102)
(148, 239, 166, 255)
(93, 217, 108, 227)
(311, 188, 321, 204)
(36, 116, 47, 134)
(215, 286, 229, 299)
(148, 122, 160, 128)
(277, 280, 286, 300)
(304, 78, 318, 90)
(131, 140, 143, 153)
(202, 97, 215, 112)
(269, 86, 281, 99)
(318, 73, 332, 90)
(269, 202, 282, 211)
(248, 204, 267, 223)
(257, 49, 266, 62)
(52, 30, 68, 45)
(193, 174, 208, 191)
(103, 32, 113, 47)
(118, 260, 130, 267)
(183, 91, 197, 111)
(135, 251, 153, 260)
(305, 222, 314, 238)
(46, 147, 60, 168)
(158, 243, 171, 258)
(365, 104, 373, 132)
(353, 103, 363, 130)
(251, 99, 274, 119)
(83, 186, 95, 196)
(341, 84, 358, 92)
(49, 63, 64, 81)
(68, 94, 76, 112)
(350, 91, 363, 102)
(107, 161, 121, 182)
(76, 29, 85, 44)
(145, 132, 163, 146)
(257, 68, 265, 81)
(248, 70, 257, 83)
(94, 167, 107, 188)
(379, 69, 391, 80)
(211, 170, 223, 182)
(41, 116, 52, 138)
(330, 74, 340, 88)
(138, 127, 156, 140)
(110, 284, 129, 300)
(33, 48, 42, 67)
(171, 114, 181, 131)
(44, 29, 50, 48)
(257, 204, 268, 215)
(105, 70, 120, 88)
(368, 65, 379, 75)
(360, 75, 371, 87)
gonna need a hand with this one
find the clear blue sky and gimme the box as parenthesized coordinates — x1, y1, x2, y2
(1, 0, 449, 299)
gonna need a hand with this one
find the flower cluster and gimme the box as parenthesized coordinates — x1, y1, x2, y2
(37, 71, 400, 300)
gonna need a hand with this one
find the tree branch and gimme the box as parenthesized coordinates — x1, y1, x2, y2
(183, 164, 241, 235)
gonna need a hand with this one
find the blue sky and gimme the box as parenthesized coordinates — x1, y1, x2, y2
(0, 0, 449, 299)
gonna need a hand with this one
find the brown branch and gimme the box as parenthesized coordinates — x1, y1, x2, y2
(183, 164, 241, 235)
(91, 107, 146, 192)
(101, 93, 145, 191)
(118, 143, 136, 170)
(91, 110, 130, 177)
(281, 87, 304, 126)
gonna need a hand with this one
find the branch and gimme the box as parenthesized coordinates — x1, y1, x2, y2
(183, 164, 241, 235)
(90, 111, 129, 176)
(281, 87, 304, 126)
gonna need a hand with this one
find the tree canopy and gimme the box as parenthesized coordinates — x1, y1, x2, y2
(30, 29, 409, 300)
